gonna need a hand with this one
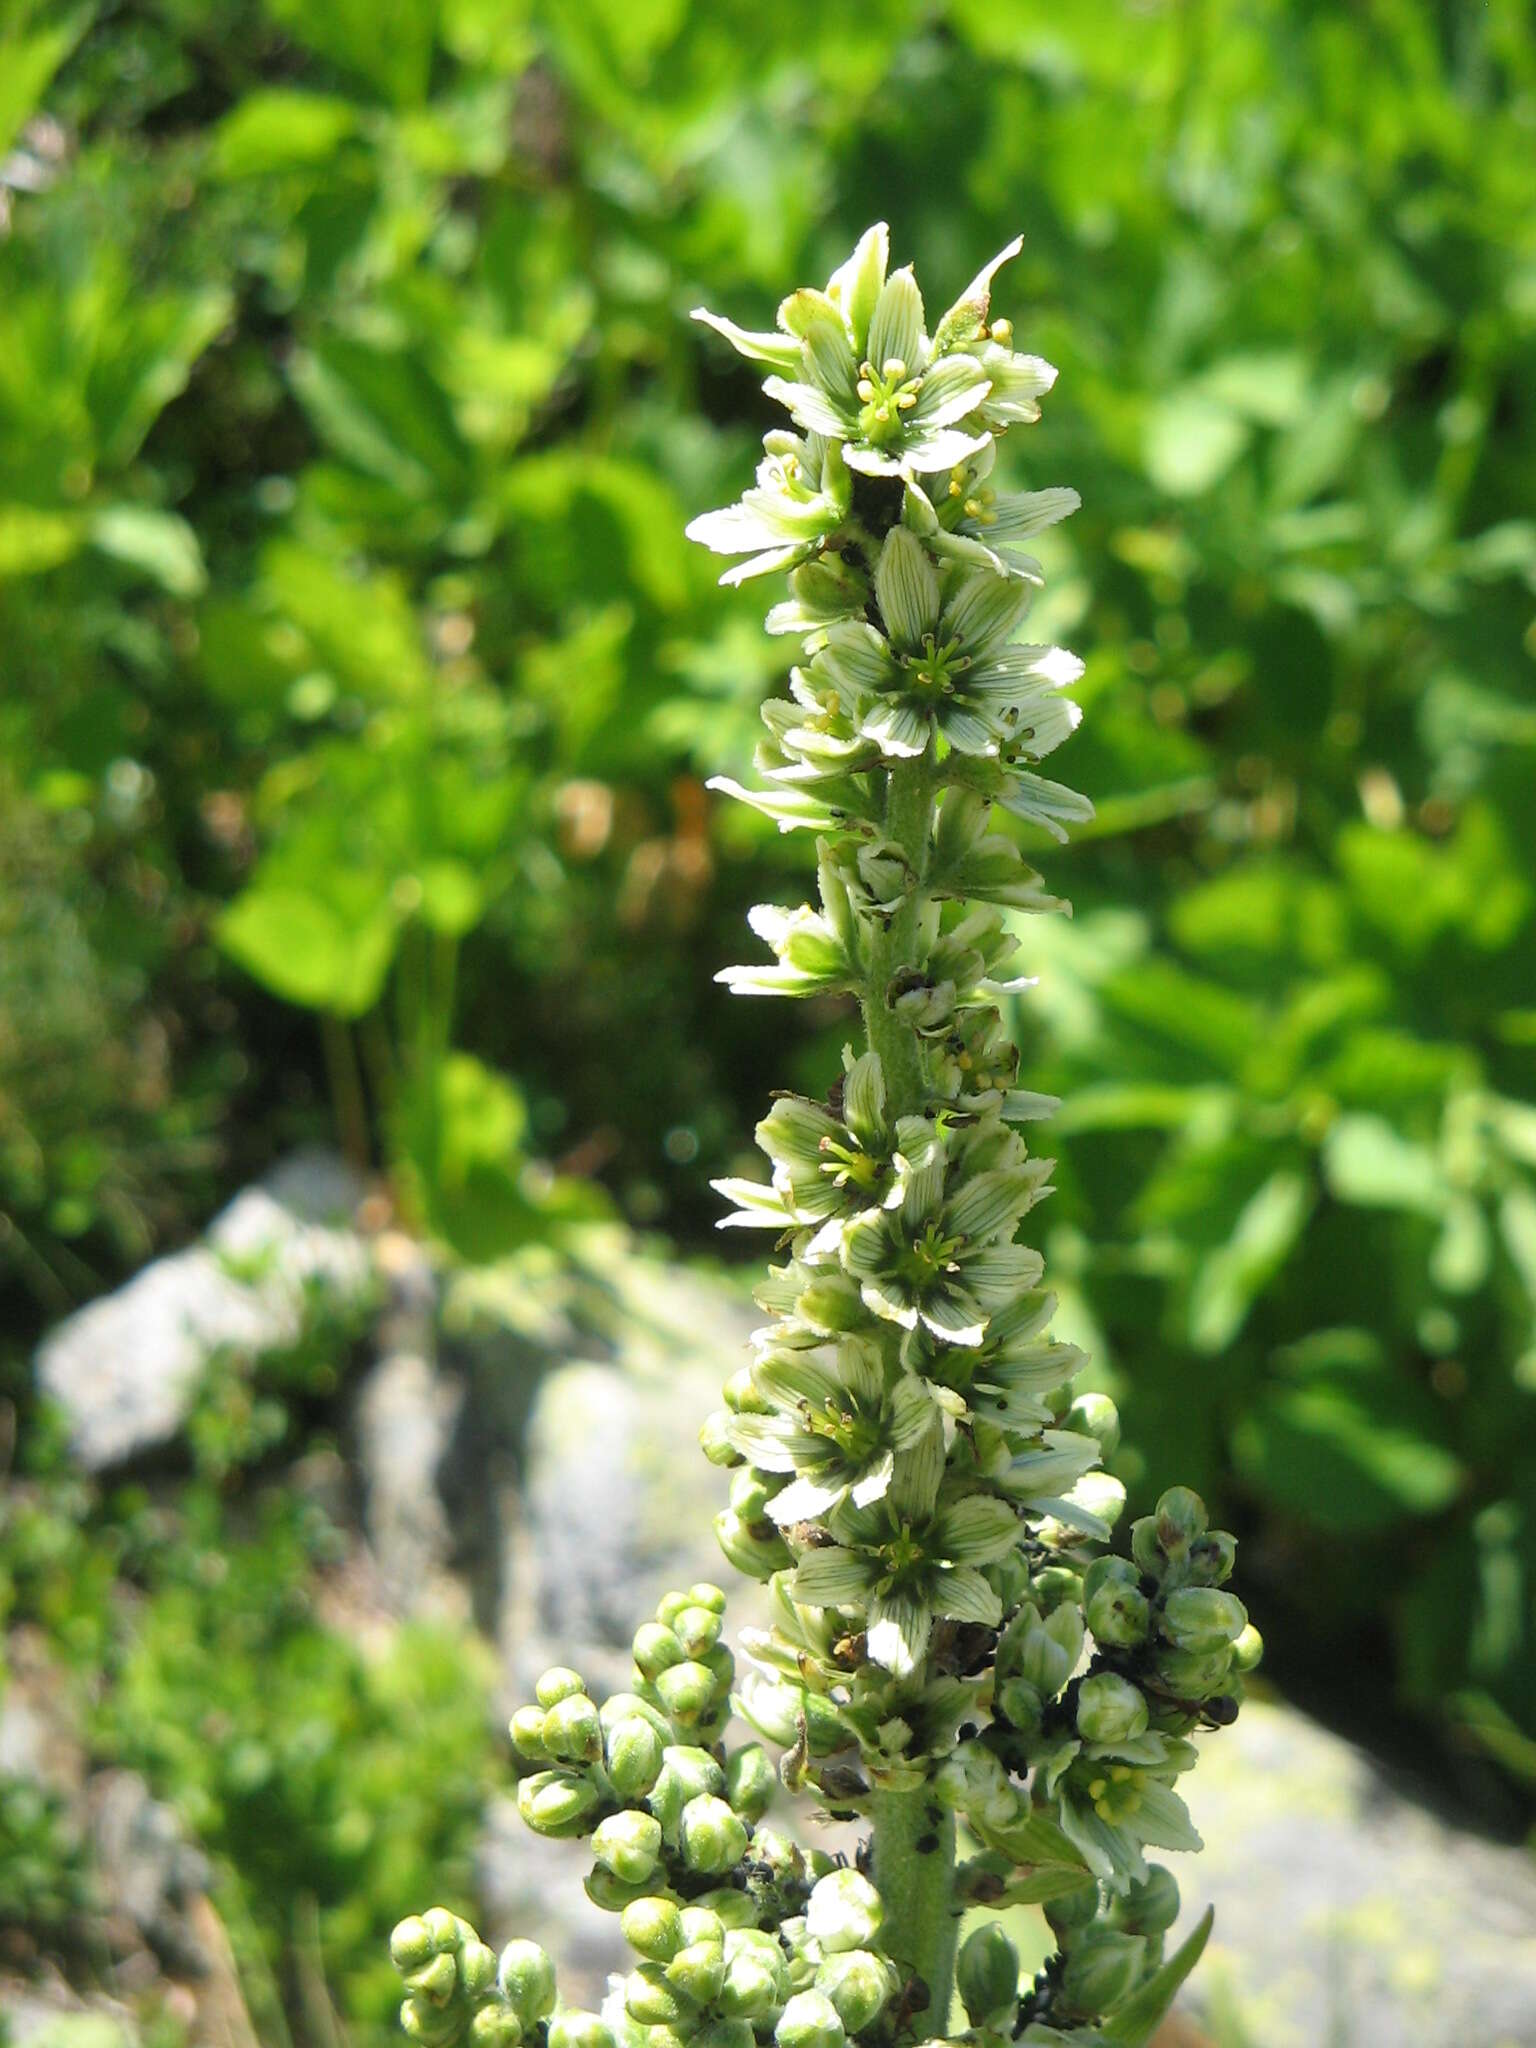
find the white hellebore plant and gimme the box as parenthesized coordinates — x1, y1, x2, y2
(388, 226, 1260, 2048)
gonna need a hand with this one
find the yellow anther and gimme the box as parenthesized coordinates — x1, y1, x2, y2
(882, 358, 907, 380)
(990, 319, 1012, 344)
(1088, 1778, 1107, 1801)
(896, 391, 917, 410)
(948, 479, 963, 498)
(963, 498, 982, 517)
(857, 379, 874, 401)
(875, 405, 890, 422)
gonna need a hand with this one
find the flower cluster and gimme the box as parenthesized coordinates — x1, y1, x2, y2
(389, 228, 1257, 2048)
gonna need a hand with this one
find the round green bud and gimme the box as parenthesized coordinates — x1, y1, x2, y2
(420, 1908, 464, 1951)
(548, 2012, 616, 2048)
(1154, 1643, 1233, 1698)
(625, 1965, 686, 2030)
(633, 1622, 687, 1680)
(805, 1869, 882, 1954)
(1080, 1555, 1138, 1609)
(401, 1993, 460, 2045)
(1130, 1515, 1164, 1578)
(715, 1508, 792, 1580)
(1086, 1580, 1151, 1649)
(1232, 1620, 1264, 1673)
(693, 2023, 755, 2048)
(957, 1923, 1020, 2027)
(774, 1990, 845, 2048)
(600, 1691, 672, 1739)
(1154, 1487, 1207, 1559)
(679, 1906, 725, 1948)
(679, 1794, 749, 1875)
(461, 1942, 498, 1999)
(543, 1693, 603, 1765)
(726, 1743, 775, 1822)
(688, 1582, 727, 1615)
(1066, 1392, 1120, 1462)
(408, 1953, 460, 2005)
(1059, 1926, 1146, 2018)
(662, 1745, 727, 1804)
(694, 1890, 759, 1932)
(987, 1547, 1033, 1610)
(655, 1659, 720, 1725)
(1043, 1879, 1101, 1940)
(1113, 1864, 1180, 1938)
(497, 1942, 556, 2024)
(593, 1810, 664, 1886)
(722, 1367, 769, 1414)
(509, 1704, 551, 1762)
(1015, 1604, 1085, 1698)
(1031, 1564, 1084, 1612)
(1187, 1529, 1237, 1584)
(535, 1668, 588, 1710)
(468, 2007, 523, 2048)
(1076, 1673, 1149, 1746)
(728, 1467, 776, 1520)
(672, 1604, 724, 1659)
(622, 1896, 685, 1962)
(605, 1715, 666, 1802)
(1161, 1587, 1247, 1654)
(719, 1933, 789, 2020)
(993, 1676, 1044, 1737)
(700, 1410, 742, 1467)
(517, 1768, 599, 1837)
(391, 1917, 436, 1973)
(666, 1939, 728, 2008)
(813, 1950, 896, 2033)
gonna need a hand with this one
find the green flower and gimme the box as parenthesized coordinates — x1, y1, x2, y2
(686, 430, 852, 585)
(725, 1336, 942, 1524)
(789, 1493, 1021, 1676)
(712, 1050, 898, 1238)
(810, 529, 1084, 762)
(841, 1120, 1049, 1347)
(1039, 1733, 1203, 1886)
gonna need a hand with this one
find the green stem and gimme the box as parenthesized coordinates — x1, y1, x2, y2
(869, 1784, 958, 2031)
(859, 750, 934, 1122)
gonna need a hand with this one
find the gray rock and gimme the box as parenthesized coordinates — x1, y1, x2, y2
(1171, 1696, 1536, 2047)
(35, 1149, 371, 1470)
(86, 1771, 211, 1976)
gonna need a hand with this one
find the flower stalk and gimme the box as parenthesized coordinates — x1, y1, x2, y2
(387, 224, 1258, 2048)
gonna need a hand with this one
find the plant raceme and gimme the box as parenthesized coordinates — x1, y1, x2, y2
(389, 227, 1261, 2048)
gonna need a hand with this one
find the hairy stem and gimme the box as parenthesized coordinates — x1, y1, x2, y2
(869, 1785, 958, 2031)
(859, 750, 933, 1122)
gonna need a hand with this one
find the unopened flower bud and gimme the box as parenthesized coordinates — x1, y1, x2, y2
(1011, 1604, 1084, 1698)
(468, 2008, 522, 2048)
(605, 1715, 666, 1800)
(625, 1965, 686, 2029)
(655, 1659, 721, 1725)
(693, 2023, 755, 2048)
(700, 1411, 742, 1467)
(536, 1668, 588, 1710)
(1086, 1579, 1151, 1648)
(421, 1908, 464, 1951)
(957, 1923, 1020, 2026)
(722, 1367, 769, 1414)
(548, 2012, 616, 2048)
(585, 1868, 656, 1913)
(592, 1810, 664, 1885)
(1130, 1516, 1164, 1578)
(715, 1508, 792, 1579)
(1187, 1529, 1237, 1584)
(391, 1917, 436, 1973)
(410, 1953, 460, 2005)
(1059, 1926, 1146, 2018)
(814, 1949, 896, 2032)
(1232, 1621, 1264, 1673)
(679, 1793, 750, 1874)
(805, 1869, 882, 1953)
(728, 1467, 777, 1520)
(622, 1896, 684, 1962)
(634, 1622, 687, 1679)
(775, 1990, 845, 2048)
(1153, 1643, 1233, 1699)
(1113, 1864, 1180, 1937)
(993, 1675, 1044, 1737)
(509, 1705, 551, 1762)
(679, 1906, 725, 1947)
(543, 1693, 603, 1765)
(1161, 1587, 1247, 1654)
(1065, 1392, 1120, 1461)
(1076, 1673, 1149, 1745)
(400, 1995, 461, 2045)
(517, 1768, 599, 1836)
(666, 1939, 728, 2007)
(1043, 1879, 1101, 1939)
(1154, 1487, 1207, 1560)
(719, 1933, 789, 2020)
(1080, 1556, 1137, 1608)
(498, 1941, 557, 2024)
(1031, 1564, 1083, 1612)
(672, 1603, 724, 1658)
(726, 1743, 775, 1821)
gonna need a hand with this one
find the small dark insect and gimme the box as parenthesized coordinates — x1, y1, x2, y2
(914, 1831, 939, 1855)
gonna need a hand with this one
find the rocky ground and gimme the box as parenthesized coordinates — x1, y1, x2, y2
(7, 1154, 1536, 2046)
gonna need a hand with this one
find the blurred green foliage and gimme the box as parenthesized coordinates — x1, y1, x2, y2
(0, 0, 1533, 1962)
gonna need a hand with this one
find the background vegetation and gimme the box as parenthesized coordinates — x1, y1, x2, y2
(2, 0, 1534, 2038)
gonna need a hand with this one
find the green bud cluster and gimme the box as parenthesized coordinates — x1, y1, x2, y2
(389, 1913, 567, 2048)
(390, 228, 1256, 2048)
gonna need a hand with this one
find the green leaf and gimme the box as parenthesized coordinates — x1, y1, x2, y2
(217, 882, 399, 1018)
(0, 504, 81, 579)
(1323, 1115, 1445, 1217)
(0, 9, 88, 159)
(416, 859, 484, 937)
(212, 90, 361, 177)
(396, 1052, 540, 1264)
(1234, 1385, 1464, 1533)
(1144, 392, 1249, 496)
(1187, 1169, 1312, 1351)
(1100, 1906, 1213, 2047)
